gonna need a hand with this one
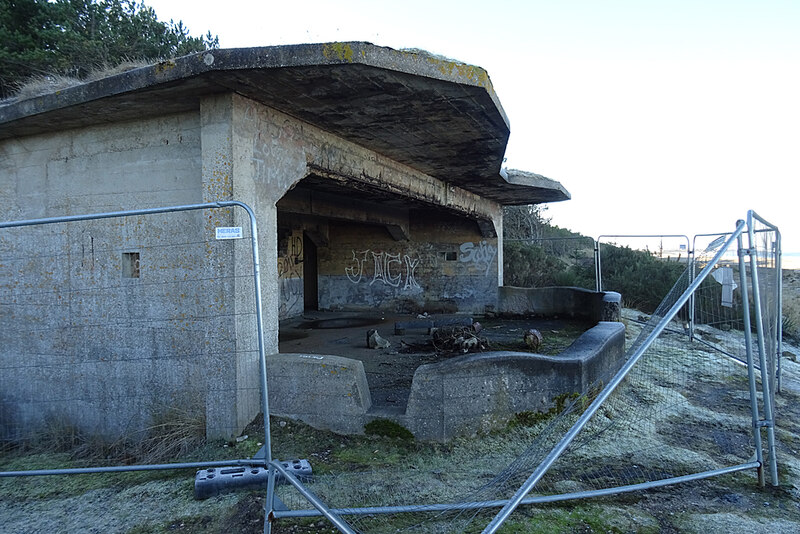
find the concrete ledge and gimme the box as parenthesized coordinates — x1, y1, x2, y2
(268, 322, 626, 441)
(498, 286, 616, 322)
(403, 321, 626, 441)
(266, 353, 371, 434)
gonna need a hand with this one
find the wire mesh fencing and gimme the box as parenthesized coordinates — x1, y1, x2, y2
(0, 207, 784, 534)
(0, 202, 269, 469)
(265, 212, 781, 533)
(595, 234, 691, 312)
(503, 236, 597, 290)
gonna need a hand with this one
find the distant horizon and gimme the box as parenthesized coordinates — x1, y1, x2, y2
(783, 252, 800, 270)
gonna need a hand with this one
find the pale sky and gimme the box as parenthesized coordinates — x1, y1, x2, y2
(145, 0, 799, 253)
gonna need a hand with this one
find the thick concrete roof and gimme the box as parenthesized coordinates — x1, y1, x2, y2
(0, 42, 568, 205)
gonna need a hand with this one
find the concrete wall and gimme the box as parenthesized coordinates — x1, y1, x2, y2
(223, 92, 501, 431)
(317, 213, 498, 314)
(277, 228, 305, 318)
(498, 286, 622, 323)
(267, 353, 372, 434)
(262, 322, 626, 441)
(403, 322, 626, 440)
(276, 206, 501, 317)
(0, 112, 225, 439)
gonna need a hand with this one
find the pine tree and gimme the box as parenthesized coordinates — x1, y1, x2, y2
(0, 0, 218, 98)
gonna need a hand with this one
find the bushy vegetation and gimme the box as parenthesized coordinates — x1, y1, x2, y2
(503, 204, 686, 313)
(595, 243, 686, 312)
(0, 0, 218, 99)
(503, 241, 587, 289)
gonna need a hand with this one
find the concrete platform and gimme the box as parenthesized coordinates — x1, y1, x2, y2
(276, 311, 626, 440)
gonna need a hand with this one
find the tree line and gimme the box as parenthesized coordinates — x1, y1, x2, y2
(0, 0, 218, 99)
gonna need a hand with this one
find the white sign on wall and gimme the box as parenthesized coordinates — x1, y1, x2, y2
(215, 227, 243, 240)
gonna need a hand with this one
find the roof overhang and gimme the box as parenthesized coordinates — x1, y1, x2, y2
(0, 42, 565, 205)
(498, 169, 571, 204)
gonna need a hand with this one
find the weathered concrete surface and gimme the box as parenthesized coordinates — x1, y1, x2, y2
(503, 169, 571, 203)
(0, 87, 504, 442)
(0, 43, 567, 206)
(602, 291, 622, 322)
(266, 353, 371, 434)
(268, 321, 626, 441)
(403, 322, 626, 440)
(316, 216, 499, 315)
(498, 286, 616, 323)
(243, 92, 505, 317)
(0, 112, 231, 439)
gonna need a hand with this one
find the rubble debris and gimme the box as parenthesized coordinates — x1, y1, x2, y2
(430, 323, 488, 354)
(367, 329, 391, 349)
(523, 329, 543, 351)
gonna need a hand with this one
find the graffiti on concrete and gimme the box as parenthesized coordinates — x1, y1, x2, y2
(402, 256, 421, 290)
(459, 241, 497, 276)
(278, 235, 303, 278)
(345, 250, 421, 290)
(279, 277, 303, 317)
(344, 250, 368, 283)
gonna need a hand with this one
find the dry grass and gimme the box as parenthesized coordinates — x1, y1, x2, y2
(3, 398, 205, 467)
(1, 59, 155, 105)
(783, 269, 800, 342)
(135, 404, 207, 464)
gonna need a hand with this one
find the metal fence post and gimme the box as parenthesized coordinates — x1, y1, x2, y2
(737, 227, 766, 486)
(687, 240, 695, 340)
(481, 225, 746, 534)
(265, 463, 277, 534)
(594, 239, 602, 292)
(232, 200, 273, 465)
(593, 238, 601, 292)
(746, 212, 779, 486)
(775, 234, 783, 394)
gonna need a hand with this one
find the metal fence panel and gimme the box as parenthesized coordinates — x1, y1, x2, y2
(0, 202, 270, 467)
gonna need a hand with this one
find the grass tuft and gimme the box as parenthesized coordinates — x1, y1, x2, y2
(364, 419, 414, 441)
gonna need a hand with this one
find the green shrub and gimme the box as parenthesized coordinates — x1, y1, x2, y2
(504, 242, 594, 289)
(595, 244, 686, 313)
(503, 239, 687, 313)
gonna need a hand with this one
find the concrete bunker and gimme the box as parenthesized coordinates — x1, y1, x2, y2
(0, 42, 589, 443)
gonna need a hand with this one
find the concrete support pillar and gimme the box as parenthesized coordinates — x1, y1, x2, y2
(602, 291, 622, 322)
(494, 210, 504, 289)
